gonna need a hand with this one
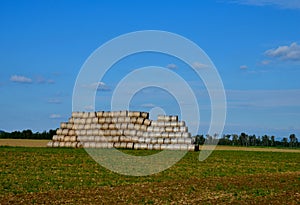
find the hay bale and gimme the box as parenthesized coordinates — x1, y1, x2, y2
(82, 112, 89, 118)
(164, 138, 171, 144)
(131, 136, 139, 143)
(145, 138, 151, 144)
(84, 124, 91, 130)
(70, 136, 77, 142)
(136, 117, 144, 125)
(59, 142, 65, 147)
(143, 119, 151, 126)
(68, 130, 76, 136)
(147, 144, 153, 150)
(80, 130, 87, 136)
(178, 121, 185, 126)
(170, 121, 178, 127)
(53, 141, 60, 147)
(151, 121, 158, 126)
(98, 118, 105, 124)
(126, 142, 133, 149)
(153, 144, 161, 150)
(165, 127, 173, 132)
(62, 129, 69, 135)
(101, 123, 109, 130)
(142, 132, 149, 138)
(66, 123, 73, 129)
(147, 126, 154, 132)
(180, 127, 188, 132)
(96, 111, 103, 117)
(140, 125, 148, 131)
(112, 136, 120, 142)
(76, 142, 83, 148)
(151, 138, 158, 144)
(105, 117, 112, 124)
(47, 141, 54, 147)
(170, 116, 178, 121)
(134, 124, 141, 130)
(182, 132, 191, 138)
(130, 117, 137, 123)
(56, 129, 63, 135)
(168, 133, 175, 138)
(71, 142, 77, 148)
(138, 137, 145, 143)
(171, 138, 177, 144)
(157, 138, 164, 144)
(141, 112, 149, 119)
(161, 132, 168, 138)
(86, 118, 92, 124)
(64, 136, 70, 142)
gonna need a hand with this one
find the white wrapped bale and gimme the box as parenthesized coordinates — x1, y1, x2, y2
(180, 144, 188, 150)
(84, 124, 91, 130)
(71, 142, 77, 148)
(101, 123, 109, 130)
(160, 144, 167, 150)
(66, 123, 73, 129)
(142, 132, 149, 138)
(76, 142, 83, 148)
(88, 136, 95, 142)
(151, 138, 158, 144)
(168, 133, 175, 138)
(86, 118, 92, 124)
(165, 127, 173, 132)
(68, 130, 76, 136)
(147, 126, 154, 132)
(105, 117, 112, 124)
(65, 142, 72, 147)
(131, 136, 139, 143)
(151, 121, 158, 126)
(180, 127, 188, 132)
(145, 138, 151, 144)
(70, 136, 77, 142)
(59, 142, 65, 147)
(52, 135, 58, 141)
(140, 143, 147, 149)
(171, 138, 177, 144)
(112, 136, 120, 142)
(120, 142, 127, 149)
(161, 132, 168, 138)
(82, 112, 89, 118)
(178, 121, 185, 126)
(138, 137, 145, 143)
(170, 121, 178, 127)
(134, 124, 141, 130)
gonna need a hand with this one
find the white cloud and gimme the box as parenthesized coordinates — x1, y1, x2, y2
(85, 82, 111, 91)
(10, 75, 32, 83)
(49, 114, 62, 119)
(240, 65, 248, 69)
(230, 0, 300, 9)
(166, 64, 177, 69)
(265, 42, 300, 61)
(261, 60, 271, 65)
(192, 62, 209, 69)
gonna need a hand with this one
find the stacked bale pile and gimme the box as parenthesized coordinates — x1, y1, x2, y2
(47, 111, 194, 151)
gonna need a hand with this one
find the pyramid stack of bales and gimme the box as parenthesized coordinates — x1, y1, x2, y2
(47, 111, 194, 151)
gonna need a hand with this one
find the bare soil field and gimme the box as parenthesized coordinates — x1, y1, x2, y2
(0, 139, 49, 147)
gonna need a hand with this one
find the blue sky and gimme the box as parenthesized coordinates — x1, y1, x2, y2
(1, 0, 300, 138)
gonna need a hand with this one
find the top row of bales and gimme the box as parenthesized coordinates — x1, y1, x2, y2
(72, 111, 149, 119)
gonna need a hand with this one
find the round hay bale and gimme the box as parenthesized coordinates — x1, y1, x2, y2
(89, 142, 96, 148)
(112, 136, 120, 142)
(180, 127, 188, 132)
(127, 123, 134, 130)
(171, 138, 177, 144)
(88, 136, 95, 141)
(143, 119, 151, 126)
(105, 136, 113, 142)
(174, 132, 182, 138)
(104, 130, 111, 136)
(101, 123, 109, 130)
(170, 116, 178, 121)
(98, 117, 105, 124)
(140, 125, 147, 131)
(161, 132, 168, 138)
(71, 142, 77, 148)
(178, 121, 185, 126)
(86, 130, 93, 136)
(182, 132, 191, 138)
(120, 110, 128, 117)
(102, 111, 110, 117)
(96, 111, 103, 117)
(153, 144, 161, 150)
(52, 135, 58, 141)
(60, 122, 67, 129)
(88, 112, 96, 118)
(70, 136, 77, 142)
(126, 142, 134, 149)
(105, 117, 112, 124)
(145, 138, 151, 144)
(68, 118, 74, 124)
(160, 144, 167, 150)
(84, 124, 91, 130)
(141, 112, 149, 119)
(138, 137, 145, 143)
(76, 142, 83, 148)
(56, 129, 63, 135)
(92, 117, 98, 124)
(148, 132, 156, 138)
(177, 138, 185, 144)
(164, 138, 171, 144)
(180, 144, 188, 150)
(157, 121, 165, 127)
(72, 112, 78, 118)
(147, 144, 153, 150)
(92, 129, 99, 136)
(59, 142, 65, 147)
(157, 115, 167, 121)
(136, 117, 144, 125)
(136, 130, 143, 137)
(184, 138, 192, 144)
(147, 126, 154, 132)
(134, 124, 141, 130)
(150, 138, 158, 144)
(172, 144, 181, 150)
(157, 138, 164, 144)
(66, 123, 73, 129)
(113, 142, 121, 148)
(173, 127, 180, 132)
(140, 143, 147, 149)
(168, 133, 175, 138)
(117, 117, 125, 123)
(120, 142, 127, 149)
(80, 119, 86, 125)
(53, 141, 60, 147)
(98, 130, 104, 136)
(94, 136, 101, 142)
(108, 123, 116, 130)
(62, 129, 69, 135)
(165, 127, 173, 132)
(153, 127, 161, 132)
(111, 117, 118, 123)
(170, 121, 178, 127)
(130, 117, 137, 123)
(64, 136, 70, 142)
(86, 118, 92, 124)
(130, 136, 138, 143)
(47, 141, 54, 147)
(80, 130, 87, 136)
(65, 142, 72, 147)
(82, 112, 89, 118)
(151, 121, 158, 126)
(68, 130, 76, 136)
(124, 117, 131, 123)
(142, 132, 149, 138)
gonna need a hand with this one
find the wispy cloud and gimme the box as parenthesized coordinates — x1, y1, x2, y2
(240, 65, 248, 69)
(166, 63, 178, 69)
(265, 42, 300, 61)
(230, 0, 300, 9)
(84, 105, 94, 111)
(47, 98, 62, 104)
(10, 75, 33, 84)
(140, 103, 156, 108)
(49, 114, 62, 119)
(260, 60, 271, 65)
(85, 82, 111, 91)
(36, 76, 55, 84)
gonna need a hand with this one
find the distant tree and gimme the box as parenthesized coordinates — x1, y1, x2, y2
(271, 136, 275, 147)
(289, 134, 297, 147)
(232, 134, 239, 146)
(282, 137, 288, 147)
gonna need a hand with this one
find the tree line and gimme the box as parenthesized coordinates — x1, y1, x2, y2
(193, 133, 299, 148)
(0, 129, 56, 140)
